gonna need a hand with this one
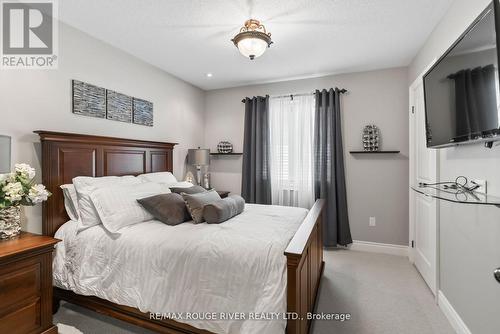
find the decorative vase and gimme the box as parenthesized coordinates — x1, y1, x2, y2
(362, 125, 380, 151)
(217, 141, 233, 154)
(0, 206, 21, 239)
(184, 171, 195, 184)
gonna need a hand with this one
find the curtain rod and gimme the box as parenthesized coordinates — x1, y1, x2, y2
(271, 92, 314, 99)
(241, 88, 348, 103)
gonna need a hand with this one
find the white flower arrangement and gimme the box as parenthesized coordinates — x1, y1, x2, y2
(0, 163, 51, 209)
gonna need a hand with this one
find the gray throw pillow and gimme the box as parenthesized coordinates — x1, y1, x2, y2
(182, 190, 221, 223)
(170, 185, 207, 195)
(203, 195, 245, 224)
(137, 193, 190, 226)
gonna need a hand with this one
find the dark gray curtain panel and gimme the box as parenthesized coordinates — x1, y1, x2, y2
(450, 64, 498, 138)
(241, 96, 272, 204)
(314, 88, 352, 247)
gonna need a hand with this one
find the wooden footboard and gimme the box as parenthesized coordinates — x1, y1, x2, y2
(285, 199, 325, 334)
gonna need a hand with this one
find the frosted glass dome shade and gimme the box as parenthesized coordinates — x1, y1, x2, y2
(237, 37, 268, 59)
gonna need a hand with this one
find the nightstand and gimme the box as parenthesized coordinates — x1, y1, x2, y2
(216, 190, 230, 199)
(0, 232, 59, 334)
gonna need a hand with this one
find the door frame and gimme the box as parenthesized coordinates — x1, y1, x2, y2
(408, 59, 440, 298)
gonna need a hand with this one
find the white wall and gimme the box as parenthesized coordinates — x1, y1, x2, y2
(409, 0, 500, 332)
(205, 68, 410, 246)
(0, 23, 205, 234)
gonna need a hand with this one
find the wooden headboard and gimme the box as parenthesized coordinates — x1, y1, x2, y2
(35, 131, 177, 236)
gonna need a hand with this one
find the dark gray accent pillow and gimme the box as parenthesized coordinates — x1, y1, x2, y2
(170, 185, 206, 195)
(203, 195, 245, 224)
(182, 190, 221, 223)
(137, 193, 190, 226)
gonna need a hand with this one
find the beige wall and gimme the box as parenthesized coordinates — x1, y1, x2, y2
(0, 23, 206, 234)
(204, 67, 410, 246)
(409, 0, 500, 332)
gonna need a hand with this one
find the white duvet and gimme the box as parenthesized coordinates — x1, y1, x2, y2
(53, 204, 307, 334)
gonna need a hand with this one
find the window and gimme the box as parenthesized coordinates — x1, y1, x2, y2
(269, 94, 315, 208)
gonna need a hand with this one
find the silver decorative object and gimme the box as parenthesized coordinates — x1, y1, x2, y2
(217, 141, 233, 153)
(0, 206, 21, 239)
(184, 171, 195, 184)
(362, 125, 380, 151)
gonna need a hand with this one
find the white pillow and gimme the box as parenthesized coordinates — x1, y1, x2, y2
(60, 184, 80, 221)
(168, 181, 194, 188)
(90, 182, 171, 233)
(73, 175, 141, 231)
(138, 172, 177, 185)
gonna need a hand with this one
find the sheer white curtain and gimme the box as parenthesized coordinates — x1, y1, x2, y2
(269, 94, 315, 209)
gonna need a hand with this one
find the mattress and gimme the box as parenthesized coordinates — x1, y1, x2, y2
(53, 203, 308, 334)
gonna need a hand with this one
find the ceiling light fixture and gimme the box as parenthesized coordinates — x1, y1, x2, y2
(206, 73, 213, 78)
(231, 19, 273, 60)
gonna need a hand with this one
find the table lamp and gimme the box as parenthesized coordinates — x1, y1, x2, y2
(187, 148, 210, 186)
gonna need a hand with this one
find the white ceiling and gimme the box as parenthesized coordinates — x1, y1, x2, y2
(58, 0, 454, 90)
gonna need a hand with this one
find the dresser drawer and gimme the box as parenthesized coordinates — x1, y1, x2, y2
(0, 258, 41, 312)
(0, 299, 41, 334)
(0, 232, 59, 334)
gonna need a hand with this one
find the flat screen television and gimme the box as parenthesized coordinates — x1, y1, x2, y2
(423, 1, 500, 148)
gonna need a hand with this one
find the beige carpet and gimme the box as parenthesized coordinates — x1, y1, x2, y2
(56, 323, 84, 334)
(54, 249, 455, 334)
(310, 249, 454, 334)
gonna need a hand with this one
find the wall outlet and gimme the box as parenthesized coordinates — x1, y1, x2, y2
(369, 217, 376, 227)
(471, 179, 487, 194)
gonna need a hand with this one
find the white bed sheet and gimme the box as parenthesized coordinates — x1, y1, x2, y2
(53, 204, 307, 334)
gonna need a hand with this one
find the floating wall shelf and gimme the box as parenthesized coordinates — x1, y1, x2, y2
(210, 153, 243, 156)
(411, 184, 500, 208)
(349, 150, 400, 154)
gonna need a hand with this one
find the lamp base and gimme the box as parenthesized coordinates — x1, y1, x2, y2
(196, 166, 202, 186)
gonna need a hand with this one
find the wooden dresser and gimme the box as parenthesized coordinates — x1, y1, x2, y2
(0, 232, 59, 334)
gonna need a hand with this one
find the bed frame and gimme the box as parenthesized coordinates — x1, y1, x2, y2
(36, 130, 325, 334)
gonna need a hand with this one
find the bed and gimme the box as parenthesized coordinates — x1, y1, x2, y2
(36, 130, 324, 334)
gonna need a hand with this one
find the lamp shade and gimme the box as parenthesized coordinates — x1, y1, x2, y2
(237, 37, 268, 59)
(188, 149, 210, 166)
(0, 135, 11, 173)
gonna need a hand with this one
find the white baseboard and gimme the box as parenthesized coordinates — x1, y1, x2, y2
(438, 291, 472, 334)
(348, 240, 408, 257)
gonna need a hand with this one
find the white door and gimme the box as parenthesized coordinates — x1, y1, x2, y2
(409, 77, 438, 295)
